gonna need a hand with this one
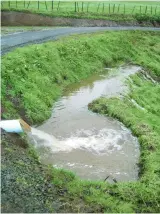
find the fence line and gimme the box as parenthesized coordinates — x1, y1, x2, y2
(1, 1, 160, 15)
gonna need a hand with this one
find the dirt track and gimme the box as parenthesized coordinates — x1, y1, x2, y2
(2, 26, 160, 55)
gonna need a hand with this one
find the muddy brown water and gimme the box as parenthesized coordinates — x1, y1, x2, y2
(30, 65, 141, 182)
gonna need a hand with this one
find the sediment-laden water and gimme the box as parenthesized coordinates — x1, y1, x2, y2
(29, 65, 141, 182)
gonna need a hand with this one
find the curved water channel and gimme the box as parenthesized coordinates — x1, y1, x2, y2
(30, 65, 141, 182)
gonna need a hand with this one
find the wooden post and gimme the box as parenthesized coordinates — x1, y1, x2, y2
(77, 2, 79, 12)
(87, 2, 89, 12)
(117, 4, 120, 13)
(132, 6, 136, 14)
(52, 0, 54, 10)
(124, 4, 125, 14)
(155, 6, 157, 15)
(82, 2, 84, 12)
(113, 4, 115, 14)
(75, 1, 76, 12)
(97, 2, 100, 12)
(27, 1, 30, 9)
(57, 1, 60, 11)
(45, 1, 48, 10)
(145, 6, 147, 14)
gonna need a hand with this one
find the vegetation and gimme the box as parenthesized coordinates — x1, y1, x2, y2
(1, 1, 160, 22)
(2, 31, 160, 212)
(2, 30, 160, 123)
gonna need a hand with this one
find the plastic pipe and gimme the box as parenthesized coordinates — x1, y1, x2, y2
(0, 119, 31, 133)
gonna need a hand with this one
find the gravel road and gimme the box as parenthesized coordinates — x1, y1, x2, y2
(1, 26, 160, 55)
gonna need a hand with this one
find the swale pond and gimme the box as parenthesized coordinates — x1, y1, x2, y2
(30, 65, 141, 182)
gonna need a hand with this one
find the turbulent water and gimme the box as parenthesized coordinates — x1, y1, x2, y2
(29, 65, 141, 182)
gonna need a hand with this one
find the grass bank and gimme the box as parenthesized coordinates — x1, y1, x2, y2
(2, 31, 160, 212)
(2, 1, 160, 15)
(1, 0, 160, 23)
(2, 8, 160, 23)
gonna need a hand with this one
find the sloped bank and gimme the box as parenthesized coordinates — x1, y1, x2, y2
(2, 31, 160, 213)
(2, 10, 160, 27)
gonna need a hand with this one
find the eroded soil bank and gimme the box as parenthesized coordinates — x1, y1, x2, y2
(2, 11, 160, 27)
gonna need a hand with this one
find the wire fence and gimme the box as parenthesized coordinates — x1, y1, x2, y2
(1, 1, 160, 15)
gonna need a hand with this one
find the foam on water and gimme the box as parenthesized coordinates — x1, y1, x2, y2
(30, 126, 138, 156)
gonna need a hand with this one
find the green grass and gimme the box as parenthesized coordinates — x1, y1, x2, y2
(1, 1, 160, 22)
(2, 30, 160, 212)
(2, 1, 160, 14)
(2, 31, 160, 123)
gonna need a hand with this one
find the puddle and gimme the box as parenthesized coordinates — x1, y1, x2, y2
(30, 65, 141, 182)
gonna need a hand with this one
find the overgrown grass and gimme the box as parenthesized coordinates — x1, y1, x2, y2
(2, 0, 160, 15)
(1, 1, 160, 22)
(2, 31, 160, 212)
(2, 30, 160, 123)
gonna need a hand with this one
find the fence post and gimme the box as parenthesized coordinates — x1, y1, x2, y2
(132, 6, 135, 14)
(155, 6, 157, 14)
(124, 4, 125, 14)
(117, 4, 120, 13)
(102, 3, 104, 13)
(82, 2, 83, 12)
(8, 1, 10, 8)
(75, 2, 76, 12)
(57, 1, 60, 11)
(151, 6, 152, 14)
(38, 1, 39, 10)
(52, 0, 54, 10)
(45, 1, 48, 10)
(27, 1, 30, 9)
(113, 4, 115, 14)
(77, 2, 79, 12)
(145, 6, 147, 14)
(97, 2, 100, 12)
(16, 0, 18, 8)
(87, 2, 89, 12)
(109, 4, 110, 14)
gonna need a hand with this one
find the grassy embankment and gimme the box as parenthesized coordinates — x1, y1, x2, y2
(2, 31, 160, 212)
(1, 1, 160, 23)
